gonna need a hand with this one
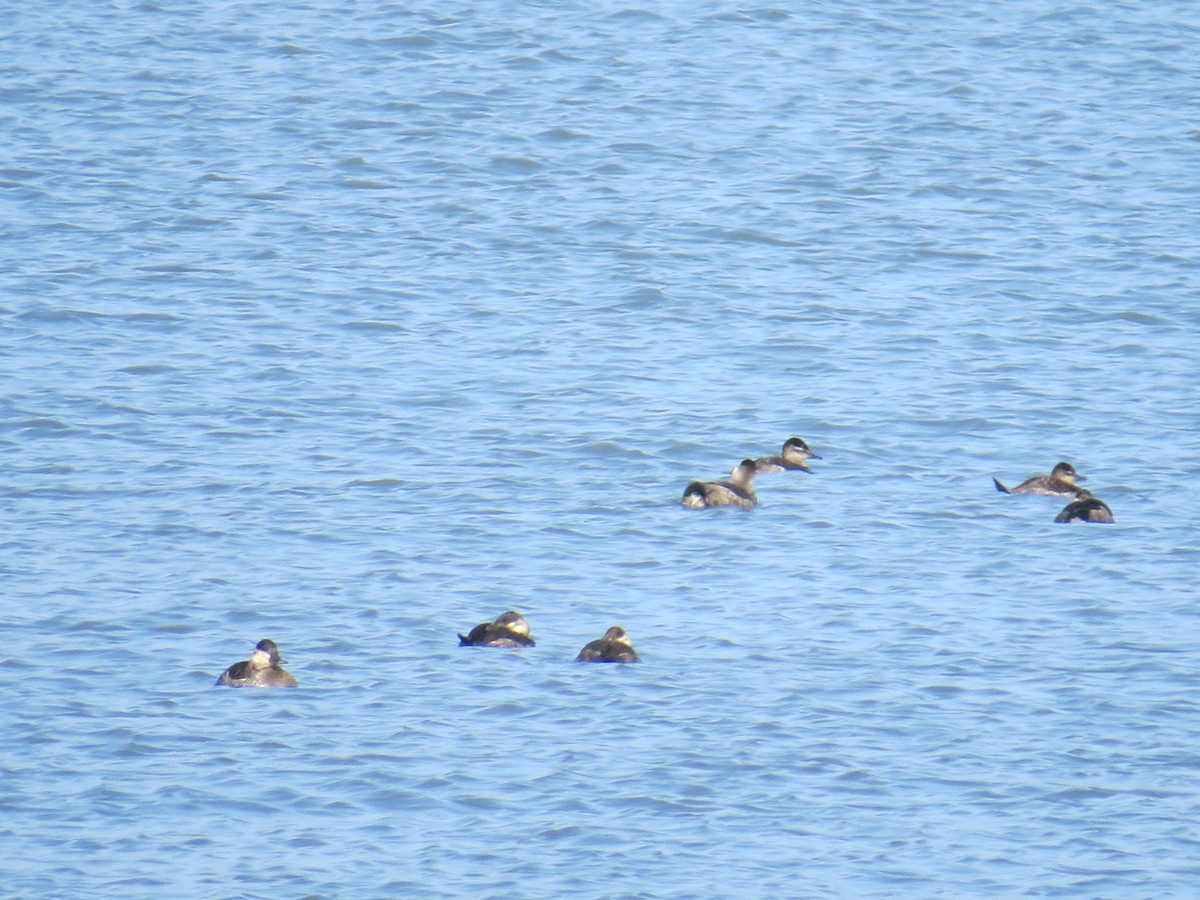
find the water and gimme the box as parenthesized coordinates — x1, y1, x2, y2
(3, 1, 1199, 896)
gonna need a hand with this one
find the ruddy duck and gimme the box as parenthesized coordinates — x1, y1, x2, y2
(993, 461, 1085, 498)
(681, 458, 758, 509)
(216, 639, 298, 688)
(1054, 489, 1114, 524)
(458, 610, 535, 648)
(754, 437, 821, 474)
(575, 626, 640, 663)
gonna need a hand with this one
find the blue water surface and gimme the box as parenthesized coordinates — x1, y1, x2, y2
(3, 1, 1200, 896)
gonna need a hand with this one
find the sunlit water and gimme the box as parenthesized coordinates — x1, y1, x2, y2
(3, 2, 1199, 896)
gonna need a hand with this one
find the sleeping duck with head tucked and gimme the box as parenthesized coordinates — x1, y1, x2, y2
(681, 458, 758, 509)
(1054, 489, 1114, 524)
(754, 437, 821, 474)
(993, 461, 1085, 498)
(458, 610, 535, 648)
(575, 626, 641, 663)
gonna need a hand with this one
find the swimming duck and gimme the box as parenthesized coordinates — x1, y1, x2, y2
(993, 461, 1085, 497)
(1054, 489, 1114, 524)
(755, 437, 821, 474)
(575, 626, 641, 663)
(682, 458, 758, 509)
(216, 639, 298, 688)
(458, 610, 535, 648)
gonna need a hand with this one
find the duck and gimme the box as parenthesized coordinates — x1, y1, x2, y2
(993, 461, 1085, 497)
(215, 639, 298, 688)
(458, 611, 535, 648)
(682, 458, 758, 509)
(754, 437, 821, 474)
(575, 626, 641, 663)
(1054, 489, 1114, 524)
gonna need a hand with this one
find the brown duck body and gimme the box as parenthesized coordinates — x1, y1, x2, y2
(754, 437, 821, 474)
(576, 626, 640, 663)
(216, 639, 298, 688)
(458, 611, 535, 648)
(1054, 490, 1114, 524)
(682, 459, 758, 509)
(994, 461, 1085, 498)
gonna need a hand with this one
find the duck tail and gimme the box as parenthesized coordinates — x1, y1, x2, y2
(992, 477, 1010, 494)
(457, 633, 471, 646)
(681, 482, 707, 508)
